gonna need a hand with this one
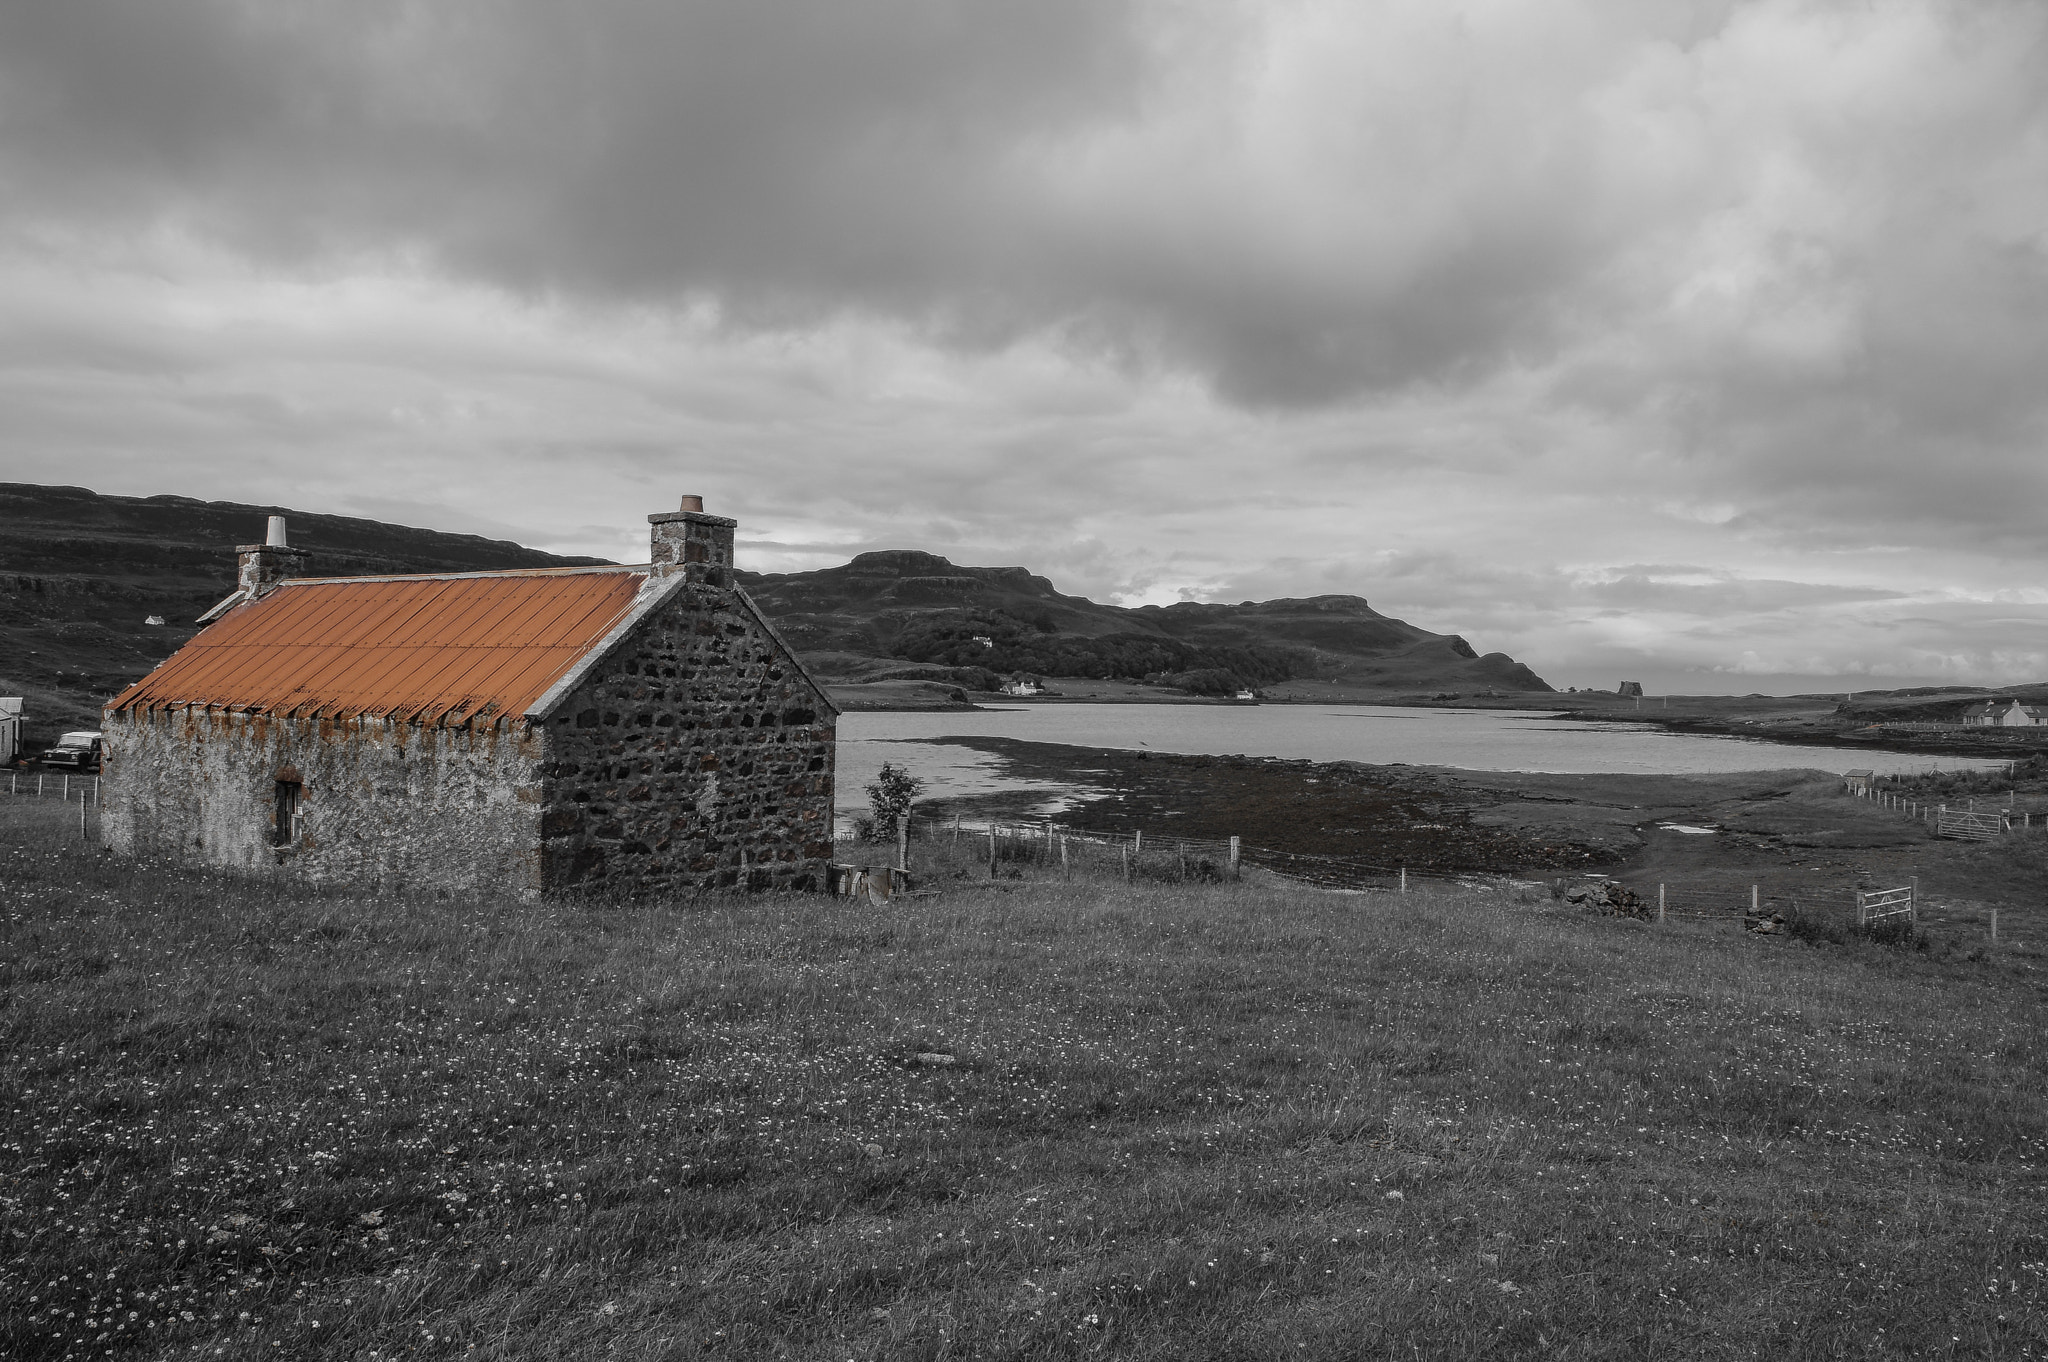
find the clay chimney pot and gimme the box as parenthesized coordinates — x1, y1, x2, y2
(678, 495, 704, 513)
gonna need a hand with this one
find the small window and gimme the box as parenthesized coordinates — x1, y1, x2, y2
(273, 779, 301, 846)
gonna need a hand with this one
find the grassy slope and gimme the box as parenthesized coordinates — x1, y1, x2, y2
(2, 801, 2045, 1360)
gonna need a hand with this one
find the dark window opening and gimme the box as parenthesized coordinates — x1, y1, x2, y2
(274, 780, 301, 846)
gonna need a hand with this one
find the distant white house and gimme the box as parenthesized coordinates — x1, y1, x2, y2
(971, 635, 995, 650)
(1960, 699, 2046, 727)
(1000, 675, 1044, 697)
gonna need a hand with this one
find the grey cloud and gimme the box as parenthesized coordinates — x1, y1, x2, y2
(0, 1, 1143, 301)
(20, 0, 2005, 409)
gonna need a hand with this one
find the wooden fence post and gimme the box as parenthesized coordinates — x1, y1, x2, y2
(1228, 835, 1240, 879)
(1399, 866, 1407, 895)
(1658, 884, 1666, 922)
(1059, 835, 1068, 875)
(897, 820, 909, 874)
(1751, 885, 1759, 916)
(1121, 844, 1130, 882)
(1857, 891, 1867, 928)
(1991, 907, 1999, 942)
(1133, 830, 1143, 855)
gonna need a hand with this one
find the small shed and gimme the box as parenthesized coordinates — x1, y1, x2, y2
(102, 497, 837, 896)
(0, 698, 21, 767)
(1842, 769, 1875, 794)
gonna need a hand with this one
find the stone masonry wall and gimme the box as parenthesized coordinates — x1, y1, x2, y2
(536, 581, 835, 893)
(102, 707, 545, 892)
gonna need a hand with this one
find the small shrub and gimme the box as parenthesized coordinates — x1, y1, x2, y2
(863, 762, 924, 844)
(1856, 915, 1921, 949)
(1784, 907, 1847, 946)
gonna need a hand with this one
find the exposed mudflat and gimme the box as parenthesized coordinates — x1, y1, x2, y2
(912, 736, 2047, 921)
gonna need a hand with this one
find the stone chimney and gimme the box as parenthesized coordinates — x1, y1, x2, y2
(236, 515, 308, 601)
(648, 495, 736, 586)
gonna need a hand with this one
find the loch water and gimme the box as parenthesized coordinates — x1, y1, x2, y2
(835, 702, 1999, 820)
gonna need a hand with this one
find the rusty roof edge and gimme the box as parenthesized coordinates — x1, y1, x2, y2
(731, 586, 840, 720)
(268, 564, 645, 587)
(522, 571, 689, 723)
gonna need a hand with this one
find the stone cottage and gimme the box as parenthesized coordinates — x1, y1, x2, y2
(101, 498, 837, 895)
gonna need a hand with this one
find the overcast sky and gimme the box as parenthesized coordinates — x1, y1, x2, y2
(3, 0, 2045, 693)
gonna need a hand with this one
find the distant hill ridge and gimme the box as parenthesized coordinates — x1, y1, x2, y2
(736, 548, 1551, 696)
(0, 483, 1549, 734)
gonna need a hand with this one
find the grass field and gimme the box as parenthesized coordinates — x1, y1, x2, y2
(3, 798, 2045, 1360)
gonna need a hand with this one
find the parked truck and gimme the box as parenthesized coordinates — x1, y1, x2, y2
(38, 731, 104, 773)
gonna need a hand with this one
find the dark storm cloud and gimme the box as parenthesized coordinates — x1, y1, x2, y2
(0, 1, 1144, 309)
(0, 0, 1791, 405)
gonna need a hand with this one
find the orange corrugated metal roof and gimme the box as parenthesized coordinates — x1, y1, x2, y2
(107, 567, 650, 726)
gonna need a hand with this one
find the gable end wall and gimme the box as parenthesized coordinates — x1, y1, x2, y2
(536, 580, 835, 892)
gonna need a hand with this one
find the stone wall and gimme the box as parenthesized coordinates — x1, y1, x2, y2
(102, 707, 545, 892)
(535, 580, 835, 893)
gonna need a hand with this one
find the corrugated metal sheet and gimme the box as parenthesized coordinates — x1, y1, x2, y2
(107, 568, 650, 727)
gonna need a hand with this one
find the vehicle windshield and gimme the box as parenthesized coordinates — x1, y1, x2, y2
(56, 733, 99, 747)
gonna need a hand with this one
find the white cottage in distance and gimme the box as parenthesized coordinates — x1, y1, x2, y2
(1960, 698, 2047, 727)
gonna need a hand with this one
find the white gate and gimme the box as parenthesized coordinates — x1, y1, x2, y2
(1937, 810, 2003, 842)
(1857, 884, 1916, 926)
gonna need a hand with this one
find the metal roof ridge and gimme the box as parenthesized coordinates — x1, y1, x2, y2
(271, 564, 649, 586)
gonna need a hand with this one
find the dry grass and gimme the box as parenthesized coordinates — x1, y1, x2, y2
(3, 796, 2046, 1360)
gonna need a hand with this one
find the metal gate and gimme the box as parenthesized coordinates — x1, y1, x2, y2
(1937, 810, 2003, 842)
(1857, 884, 1915, 926)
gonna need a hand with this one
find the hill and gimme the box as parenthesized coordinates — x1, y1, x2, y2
(737, 548, 1551, 697)
(0, 482, 609, 734)
(0, 483, 1548, 741)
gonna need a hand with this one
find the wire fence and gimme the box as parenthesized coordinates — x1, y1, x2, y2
(8, 775, 2014, 941)
(4, 770, 101, 804)
(837, 812, 2015, 942)
(3, 769, 102, 840)
(1841, 778, 2047, 838)
(834, 812, 1504, 895)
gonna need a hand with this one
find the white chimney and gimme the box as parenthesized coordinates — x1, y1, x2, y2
(266, 515, 289, 547)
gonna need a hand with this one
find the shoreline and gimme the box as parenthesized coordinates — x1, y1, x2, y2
(829, 678, 2048, 761)
(905, 735, 2044, 913)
